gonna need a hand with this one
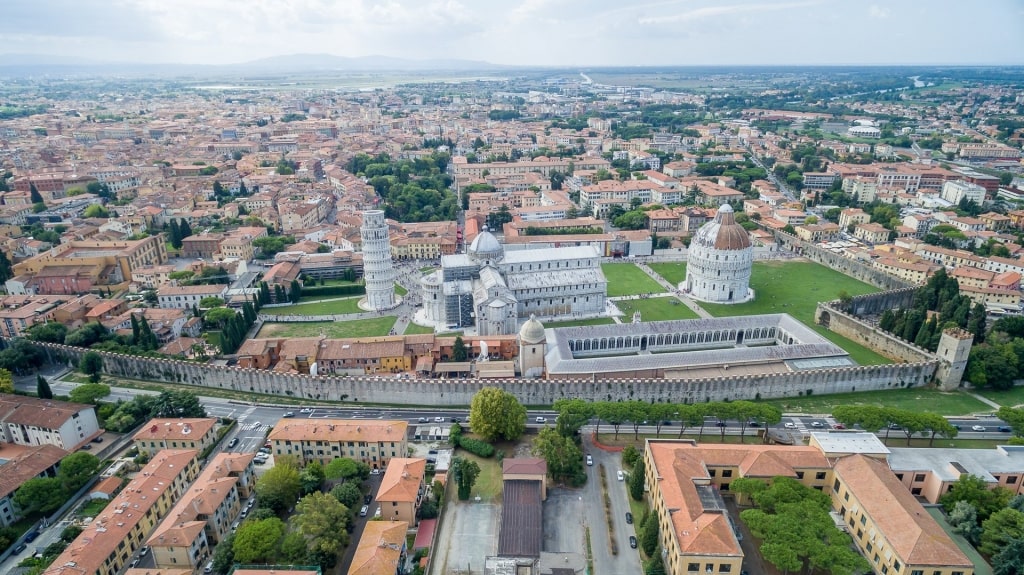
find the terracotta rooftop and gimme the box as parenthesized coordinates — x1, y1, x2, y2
(377, 458, 426, 504)
(132, 418, 217, 442)
(502, 458, 547, 476)
(268, 419, 408, 444)
(0, 393, 94, 431)
(347, 521, 408, 575)
(0, 444, 68, 499)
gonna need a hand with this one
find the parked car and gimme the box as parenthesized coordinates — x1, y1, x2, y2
(629, 536, 638, 549)
(626, 512, 633, 524)
(370, 468, 382, 475)
(139, 547, 149, 557)
(80, 444, 92, 450)
(24, 531, 38, 543)
(364, 494, 372, 505)
(360, 505, 369, 517)
(205, 560, 215, 573)
(92, 436, 104, 443)
(13, 543, 26, 554)
(586, 454, 593, 466)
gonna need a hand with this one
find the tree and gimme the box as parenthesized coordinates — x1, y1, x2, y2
(980, 508, 1024, 557)
(232, 517, 286, 564)
(14, 477, 65, 515)
(621, 445, 641, 468)
(152, 391, 207, 418)
(57, 451, 101, 492)
(330, 481, 362, 509)
(205, 307, 238, 329)
(27, 322, 68, 344)
(325, 457, 368, 481)
(300, 461, 326, 495)
(629, 458, 646, 501)
(256, 462, 302, 513)
(211, 532, 236, 574)
(0, 251, 12, 283)
(640, 510, 659, 556)
(293, 491, 350, 552)
(992, 537, 1024, 575)
(179, 219, 193, 239)
(451, 456, 481, 500)
(469, 387, 527, 442)
(79, 351, 104, 383)
(199, 296, 225, 308)
(532, 428, 585, 486)
(941, 474, 1013, 522)
(452, 336, 468, 361)
(69, 382, 110, 404)
(29, 183, 43, 204)
(36, 374, 53, 399)
(595, 402, 630, 439)
(83, 204, 109, 218)
(947, 501, 982, 545)
(289, 279, 301, 304)
(552, 398, 594, 439)
(168, 220, 182, 249)
(65, 322, 109, 347)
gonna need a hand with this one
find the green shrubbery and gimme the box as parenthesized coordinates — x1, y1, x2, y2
(299, 284, 366, 298)
(457, 437, 495, 458)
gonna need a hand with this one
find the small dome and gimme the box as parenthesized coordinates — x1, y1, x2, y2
(692, 204, 751, 250)
(469, 230, 504, 261)
(519, 314, 546, 344)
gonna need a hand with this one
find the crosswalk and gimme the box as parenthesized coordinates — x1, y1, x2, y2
(240, 421, 270, 433)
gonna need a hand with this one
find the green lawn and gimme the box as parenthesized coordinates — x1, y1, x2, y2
(266, 297, 364, 316)
(615, 296, 700, 321)
(698, 261, 890, 365)
(760, 388, 993, 416)
(257, 316, 397, 339)
(545, 317, 617, 328)
(973, 386, 1024, 408)
(395, 284, 408, 296)
(452, 451, 504, 502)
(649, 262, 687, 287)
(602, 263, 666, 297)
(420, 266, 436, 273)
(403, 322, 436, 335)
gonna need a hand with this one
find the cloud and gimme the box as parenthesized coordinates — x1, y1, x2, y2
(637, 0, 822, 25)
(868, 4, 890, 19)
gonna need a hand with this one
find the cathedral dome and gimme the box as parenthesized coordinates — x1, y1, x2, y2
(469, 230, 504, 261)
(519, 314, 546, 344)
(692, 204, 751, 250)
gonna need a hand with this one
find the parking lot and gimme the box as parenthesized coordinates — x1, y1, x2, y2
(542, 488, 586, 553)
(430, 499, 500, 575)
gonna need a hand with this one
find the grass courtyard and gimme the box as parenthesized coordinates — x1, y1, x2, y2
(601, 263, 666, 297)
(648, 262, 687, 287)
(972, 386, 1024, 408)
(403, 322, 436, 335)
(759, 388, 994, 416)
(256, 316, 397, 339)
(265, 297, 364, 316)
(616, 296, 701, 321)
(544, 317, 617, 329)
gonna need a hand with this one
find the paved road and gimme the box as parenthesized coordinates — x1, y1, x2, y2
(583, 434, 642, 575)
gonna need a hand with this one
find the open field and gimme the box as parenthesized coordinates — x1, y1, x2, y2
(544, 317, 617, 328)
(455, 450, 504, 502)
(615, 296, 701, 321)
(602, 263, 665, 297)
(256, 316, 396, 339)
(403, 322, 436, 335)
(266, 297, 363, 315)
(760, 388, 993, 416)
(698, 260, 890, 365)
(973, 386, 1024, 408)
(648, 262, 687, 286)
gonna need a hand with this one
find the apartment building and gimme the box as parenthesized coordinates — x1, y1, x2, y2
(0, 393, 100, 449)
(854, 223, 891, 244)
(268, 419, 408, 469)
(958, 143, 1021, 160)
(42, 450, 200, 575)
(0, 444, 66, 527)
(157, 284, 229, 310)
(347, 521, 408, 575)
(375, 458, 426, 524)
(13, 236, 168, 289)
(941, 181, 986, 205)
(795, 222, 841, 243)
(832, 455, 974, 575)
(872, 257, 941, 285)
(148, 452, 257, 571)
(133, 418, 218, 456)
(802, 172, 839, 190)
(0, 295, 66, 337)
(452, 157, 610, 179)
(131, 264, 178, 290)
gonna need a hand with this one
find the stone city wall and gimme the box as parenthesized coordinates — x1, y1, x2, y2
(771, 230, 913, 291)
(815, 301, 936, 365)
(30, 341, 936, 406)
(844, 288, 917, 317)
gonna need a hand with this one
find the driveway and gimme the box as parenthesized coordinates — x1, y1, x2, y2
(338, 473, 384, 574)
(582, 435, 642, 575)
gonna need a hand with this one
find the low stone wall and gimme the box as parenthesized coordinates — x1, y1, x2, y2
(771, 230, 913, 291)
(31, 341, 936, 406)
(815, 301, 936, 365)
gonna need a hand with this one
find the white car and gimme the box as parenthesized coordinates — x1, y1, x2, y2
(811, 421, 824, 428)
(784, 422, 798, 429)
(434, 417, 445, 423)
(586, 454, 593, 466)
(971, 425, 986, 432)
(535, 417, 547, 423)
(617, 470, 624, 481)
(299, 408, 312, 413)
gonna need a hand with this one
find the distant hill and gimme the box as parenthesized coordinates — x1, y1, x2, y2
(0, 52, 501, 76)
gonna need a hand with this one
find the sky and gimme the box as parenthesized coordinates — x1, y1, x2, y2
(1, 0, 1023, 67)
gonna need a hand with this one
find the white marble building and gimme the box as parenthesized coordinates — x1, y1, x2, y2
(421, 230, 607, 335)
(682, 204, 754, 303)
(360, 210, 395, 311)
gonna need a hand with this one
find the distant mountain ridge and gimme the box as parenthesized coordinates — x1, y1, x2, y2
(0, 52, 501, 75)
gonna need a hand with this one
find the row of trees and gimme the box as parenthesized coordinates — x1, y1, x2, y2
(876, 269, 986, 354)
(831, 405, 958, 445)
(166, 219, 194, 250)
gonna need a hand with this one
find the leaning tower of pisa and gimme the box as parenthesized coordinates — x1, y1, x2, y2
(360, 210, 395, 311)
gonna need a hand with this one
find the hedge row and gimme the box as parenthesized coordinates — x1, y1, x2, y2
(301, 284, 366, 297)
(457, 437, 495, 458)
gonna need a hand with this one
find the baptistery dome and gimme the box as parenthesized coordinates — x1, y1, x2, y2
(682, 204, 754, 304)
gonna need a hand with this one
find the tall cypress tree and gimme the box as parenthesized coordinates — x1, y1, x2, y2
(179, 219, 193, 239)
(36, 375, 53, 400)
(168, 220, 182, 249)
(29, 183, 43, 204)
(130, 313, 140, 345)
